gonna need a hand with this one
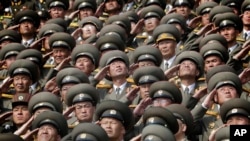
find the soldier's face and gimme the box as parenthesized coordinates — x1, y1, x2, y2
(178, 60, 199, 79)
(139, 83, 151, 98)
(138, 60, 156, 67)
(214, 85, 238, 105)
(5, 56, 16, 69)
(79, 8, 94, 19)
(100, 117, 125, 140)
(12, 105, 31, 125)
(152, 97, 173, 108)
(219, 26, 238, 44)
(81, 24, 97, 39)
(226, 115, 250, 125)
(144, 17, 160, 33)
(105, 0, 121, 12)
(157, 39, 176, 58)
(242, 10, 250, 26)
(74, 101, 95, 122)
(19, 21, 36, 36)
(75, 56, 95, 75)
(37, 124, 60, 141)
(108, 60, 128, 78)
(201, 13, 210, 26)
(204, 55, 224, 73)
(60, 83, 76, 102)
(13, 74, 32, 93)
(52, 47, 71, 65)
(49, 7, 66, 19)
(175, 5, 191, 18)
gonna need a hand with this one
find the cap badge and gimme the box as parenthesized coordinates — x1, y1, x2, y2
(231, 108, 238, 114)
(110, 110, 117, 115)
(18, 96, 24, 101)
(80, 134, 87, 139)
(158, 90, 163, 95)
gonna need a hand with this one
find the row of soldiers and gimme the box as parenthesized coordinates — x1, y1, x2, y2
(1, 0, 250, 141)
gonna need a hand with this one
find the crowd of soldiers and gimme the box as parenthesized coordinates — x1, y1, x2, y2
(1, 0, 250, 141)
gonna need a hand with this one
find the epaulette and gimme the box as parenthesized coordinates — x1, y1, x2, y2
(43, 64, 56, 68)
(198, 77, 205, 81)
(129, 104, 137, 108)
(9, 84, 14, 88)
(125, 47, 135, 53)
(41, 47, 45, 52)
(242, 87, 250, 93)
(69, 22, 79, 28)
(236, 37, 245, 43)
(2, 93, 14, 99)
(126, 77, 135, 84)
(205, 110, 219, 117)
(68, 120, 79, 129)
(136, 35, 148, 39)
(96, 80, 112, 89)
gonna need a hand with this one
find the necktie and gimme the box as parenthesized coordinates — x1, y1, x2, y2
(245, 32, 249, 40)
(116, 87, 120, 95)
(164, 62, 169, 71)
(23, 42, 29, 47)
(184, 87, 189, 95)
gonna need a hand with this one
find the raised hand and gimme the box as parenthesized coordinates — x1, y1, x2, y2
(94, 65, 110, 81)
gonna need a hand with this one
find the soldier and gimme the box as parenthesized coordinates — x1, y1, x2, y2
(141, 124, 176, 141)
(55, 67, 90, 109)
(171, 0, 196, 24)
(220, 0, 242, 15)
(132, 45, 162, 67)
(166, 104, 194, 141)
(0, 43, 26, 82)
(28, 91, 63, 118)
(132, 66, 165, 105)
(65, 123, 109, 141)
(13, 10, 40, 48)
(71, 44, 101, 85)
(8, 59, 40, 94)
(46, 0, 69, 19)
(134, 5, 165, 46)
(173, 51, 204, 106)
(72, 0, 97, 22)
(199, 42, 229, 73)
(31, 111, 68, 141)
(97, 50, 134, 103)
(0, 93, 31, 133)
(240, 0, 250, 40)
(152, 24, 181, 71)
(142, 106, 179, 134)
(214, 126, 230, 141)
(220, 98, 250, 125)
(95, 100, 134, 141)
(194, 2, 218, 32)
(66, 83, 99, 127)
(103, 0, 125, 17)
(159, 13, 187, 53)
(77, 16, 103, 44)
(213, 12, 244, 73)
(194, 72, 242, 141)
(0, 29, 21, 47)
(37, 23, 65, 54)
(16, 49, 44, 94)
(3, 59, 39, 109)
(149, 81, 182, 107)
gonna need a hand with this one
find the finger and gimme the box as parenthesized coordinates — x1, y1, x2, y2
(23, 128, 39, 140)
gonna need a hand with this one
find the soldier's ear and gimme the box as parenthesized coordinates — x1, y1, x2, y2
(195, 70, 200, 77)
(182, 123, 187, 132)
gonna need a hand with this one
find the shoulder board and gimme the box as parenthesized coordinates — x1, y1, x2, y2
(236, 37, 245, 43)
(126, 47, 135, 51)
(0, 76, 6, 80)
(2, 93, 14, 99)
(96, 83, 112, 89)
(129, 104, 137, 108)
(205, 110, 219, 117)
(41, 47, 45, 52)
(69, 22, 79, 27)
(9, 84, 14, 88)
(242, 87, 250, 93)
(126, 77, 135, 84)
(3, 15, 12, 19)
(136, 35, 148, 39)
(43, 64, 56, 68)
(198, 77, 205, 81)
